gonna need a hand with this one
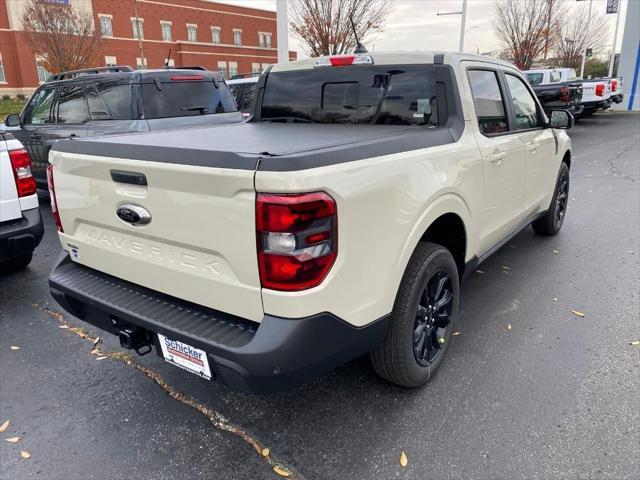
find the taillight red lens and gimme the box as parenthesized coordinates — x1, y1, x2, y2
(611, 80, 617, 92)
(559, 86, 570, 102)
(329, 55, 355, 67)
(9, 149, 37, 197)
(256, 192, 337, 291)
(47, 164, 63, 232)
(595, 83, 605, 97)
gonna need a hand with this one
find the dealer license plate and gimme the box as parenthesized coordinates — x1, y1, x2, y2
(158, 334, 212, 380)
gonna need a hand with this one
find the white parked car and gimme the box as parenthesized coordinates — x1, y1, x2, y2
(0, 132, 43, 271)
(47, 52, 573, 392)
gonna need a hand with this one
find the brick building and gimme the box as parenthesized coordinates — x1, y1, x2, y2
(0, 0, 296, 97)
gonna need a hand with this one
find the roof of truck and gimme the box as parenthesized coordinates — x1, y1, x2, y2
(270, 51, 515, 72)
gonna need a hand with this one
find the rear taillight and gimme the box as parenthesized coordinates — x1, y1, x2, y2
(9, 149, 37, 197)
(256, 192, 337, 291)
(611, 79, 617, 92)
(595, 83, 605, 97)
(47, 164, 63, 232)
(559, 86, 570, 102)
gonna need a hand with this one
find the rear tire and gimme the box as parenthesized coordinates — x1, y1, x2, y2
(370, 242, 459, 387)
(532, 162, 570, 236)
(0, 254, 33, 273)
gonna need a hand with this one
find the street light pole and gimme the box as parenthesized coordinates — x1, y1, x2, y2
(579, 0, 593, 78)
(276, 0, 289, 64)
(436, 0, 468, 52)
(133, 0, 145, 69)
(607, 3, 622, 77)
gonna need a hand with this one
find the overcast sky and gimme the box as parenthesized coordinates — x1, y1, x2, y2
(216, 0, 628, 58)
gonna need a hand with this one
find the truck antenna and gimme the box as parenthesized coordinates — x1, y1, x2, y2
(164, 48, 172, 68)
(350, 16, 368, 54)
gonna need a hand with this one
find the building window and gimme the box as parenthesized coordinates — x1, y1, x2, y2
(36, 56, 50, 83)
(259, 32, 272, 48)
(164, 58, 175, 67)
(105, 56, 117, 67)
(161, 21, 172, 42)
(251, 63, 261, 74)
(187, 24, 197, 43)
(233, 29, 242, 46)
(131, 18, 144, 40)
(261, 63, 271, 70)
(136, 57, 148, 70)
(217, 61, 227, 79)
(99, 15, 113, 37)
(228, 62, 238, 78)
(211, 27, 221, 44)
(0, 54, 5, 83)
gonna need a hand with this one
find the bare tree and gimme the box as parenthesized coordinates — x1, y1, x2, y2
(21, 0, 104, 74)
(553, 10, 609, 71)
(289, 0, 392, 56)
(494, 0, 567, 70)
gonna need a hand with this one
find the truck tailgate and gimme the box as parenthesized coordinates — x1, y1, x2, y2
(48, 147, 264, 322)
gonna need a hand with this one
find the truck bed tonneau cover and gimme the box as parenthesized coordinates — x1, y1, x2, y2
(51, 122, 456, 172)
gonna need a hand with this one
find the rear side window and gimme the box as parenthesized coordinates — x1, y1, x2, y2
(468, 70, 508, 135)
(141, 79, 237, 119)
(525, 72, 544, 86)
(56, 86, 88, 124)
(87, 81, 136, 120)
(550, 71, 561, 83)
(261, 65, 438, 126)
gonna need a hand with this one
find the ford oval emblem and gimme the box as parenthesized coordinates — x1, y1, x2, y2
(116, 204, 151, 226)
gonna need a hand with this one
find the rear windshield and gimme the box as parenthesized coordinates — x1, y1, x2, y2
(141, 80, 237, 119)
(525, 73, 544, 86)
(260, 65, 438, 126)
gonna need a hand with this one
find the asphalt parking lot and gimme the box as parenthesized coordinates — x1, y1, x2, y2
(1, 111, 639, 480)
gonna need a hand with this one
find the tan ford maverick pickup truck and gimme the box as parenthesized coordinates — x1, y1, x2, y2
(47, 52, 573, 392)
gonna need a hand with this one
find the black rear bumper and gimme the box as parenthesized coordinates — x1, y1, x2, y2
(48, 253, 390, 393)
(0, 208, 44, 261)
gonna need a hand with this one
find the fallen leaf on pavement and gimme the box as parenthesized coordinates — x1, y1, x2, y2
(571, 310, 585, 318)
(20, 450, 31, 459)
(501, 266, 510, 271)
(10, 346, 19, 351)
(5, 437, 19, 443)
(93, 337, 100, 345)
(553, 250, 559, 254)
(96, 356, 108, 361)
(261, 447, 270, 457)
(0, 420, 9, 433)
(630, 341, 640, 346)
(452, 331, 461, 336)
(506, 324, 512, 331)
(553, 298, 558, 302)
(400, 451, 408, 467)
(273, 466, 290, 477)
(59, 325, 69, 329)
(476, 269, 485, 274)
(627, 250, 635, 254)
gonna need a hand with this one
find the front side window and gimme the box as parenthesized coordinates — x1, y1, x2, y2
(161, 22, 172, 42)
(505, 73, 540, 130)
(468, 69, 508, 135)
(99, 15, 113, 37)
(187, 24, 197, 42)
(212, 27, 221, 44)
(56, 86, 88, 124)
(233, 29, 242, 46)
(132, 18, 144, 39)
(23, 88, 55, 124)
(261, 65, 439, 126)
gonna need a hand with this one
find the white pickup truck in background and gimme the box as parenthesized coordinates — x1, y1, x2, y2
(0, 132, 43, 271)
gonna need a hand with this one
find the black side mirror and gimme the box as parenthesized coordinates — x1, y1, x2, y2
(548, 110, 574, 130)
(4, 113, 21, 127)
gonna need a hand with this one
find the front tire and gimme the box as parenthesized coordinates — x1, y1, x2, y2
(532, 162, 570, 236)
(370, 242, 459, 387)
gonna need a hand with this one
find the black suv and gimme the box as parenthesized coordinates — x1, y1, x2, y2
(3, 66, 241, 188)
